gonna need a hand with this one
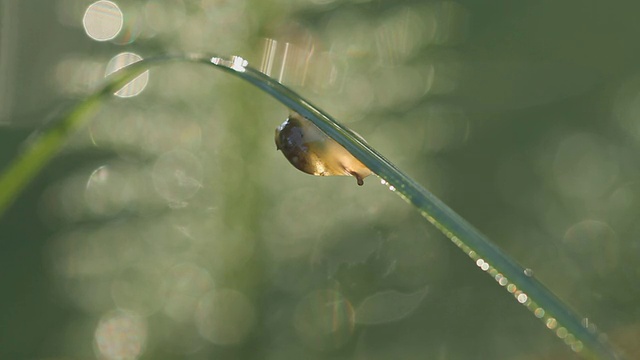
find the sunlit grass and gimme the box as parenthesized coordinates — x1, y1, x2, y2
(0, 54, 623, 359)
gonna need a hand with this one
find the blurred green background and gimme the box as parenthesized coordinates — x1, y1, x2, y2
(2, 0, 640, 358)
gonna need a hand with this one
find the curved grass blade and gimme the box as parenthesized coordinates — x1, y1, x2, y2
(0, 55, 182, 216)
(208, 55, 622, 359)
(0, 54, 623, 359)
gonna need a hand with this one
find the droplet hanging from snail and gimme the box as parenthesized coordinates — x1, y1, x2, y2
(275, 112, 371, 186)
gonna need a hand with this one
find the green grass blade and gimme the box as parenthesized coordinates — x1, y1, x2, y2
(205, 55, 624, 360)
(0, 55, 180, 216)
(0, 54, 623, 359)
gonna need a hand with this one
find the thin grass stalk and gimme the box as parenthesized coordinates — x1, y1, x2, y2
(0, 54, 623, 359)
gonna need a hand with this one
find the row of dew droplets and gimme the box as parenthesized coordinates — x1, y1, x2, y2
(207, 50, 619, 359)
(484, 264, 587, 354)
(379, 178, 591, 355)
(432, 210, 591, 354)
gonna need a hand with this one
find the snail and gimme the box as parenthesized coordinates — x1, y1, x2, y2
(275, 112, 371, 186)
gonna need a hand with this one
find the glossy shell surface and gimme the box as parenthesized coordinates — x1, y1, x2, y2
(275, 112, 371, 185)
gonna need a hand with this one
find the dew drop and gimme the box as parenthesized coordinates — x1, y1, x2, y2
(534, 308, 545, 318)
(516, 292, 528, 304)
(571, 341, 584, 352)
(523, 268, 533, 277)
(556, 327, 568, 339)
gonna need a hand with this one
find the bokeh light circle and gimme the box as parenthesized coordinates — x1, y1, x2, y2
(563, 219, 619, 276)
(152, 149, 203, 204)
(84, 165, 131, 217)
(163, 263, 214, 322)
(552, 133, 619, 199)
(94, 310, 147, 360)
(83, 1, 123, 41)
(105, 52, 149, 98)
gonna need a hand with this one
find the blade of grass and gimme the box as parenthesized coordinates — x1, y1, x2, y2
(219, 56, 622, 360)
(0, 54, 623, 359)
(0, 55, 180, 216)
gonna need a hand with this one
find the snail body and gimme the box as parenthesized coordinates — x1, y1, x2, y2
(275, 112, 371, 186)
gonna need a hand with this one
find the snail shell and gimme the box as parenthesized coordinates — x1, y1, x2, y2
(275, 112, 371, 186)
